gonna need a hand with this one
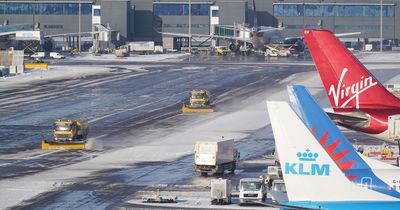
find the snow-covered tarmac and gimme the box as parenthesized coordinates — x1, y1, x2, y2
(1, 52, 400, 209)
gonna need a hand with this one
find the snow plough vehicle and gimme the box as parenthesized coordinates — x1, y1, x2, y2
(182, 90, 214, 113)
(42, 119, 89, 149)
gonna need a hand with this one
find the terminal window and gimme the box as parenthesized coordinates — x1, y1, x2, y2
(212, 10, 219, 17)
(94, 9, 101, 16)
(0, 3, 92, 15)
(153, 4, 210, 16)
(274, 4, 394, 17)
(44, 24, 63, 29)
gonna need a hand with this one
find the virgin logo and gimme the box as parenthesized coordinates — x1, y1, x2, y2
(328, 68, 377, 109)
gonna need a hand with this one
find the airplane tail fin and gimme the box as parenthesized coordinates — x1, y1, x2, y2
(266, 86, 400, 203)
(252, 0, 258, 28)
(302, 29, 400, 110)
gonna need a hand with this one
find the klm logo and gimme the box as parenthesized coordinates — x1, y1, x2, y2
(285, 149, 330, 176)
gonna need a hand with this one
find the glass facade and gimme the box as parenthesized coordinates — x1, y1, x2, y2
(93, 8, 101, 16)
(274, 4, 394, 17)
(0, 3, 92, 15)
(214, 26, 239, 37)
(212, 10, 219, 17)
(153, 4, 210, 16)
(163, 23, 209, 29)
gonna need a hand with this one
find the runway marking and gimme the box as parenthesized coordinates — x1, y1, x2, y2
(88, 90, 187, 124)
(23, 150, 61, 160)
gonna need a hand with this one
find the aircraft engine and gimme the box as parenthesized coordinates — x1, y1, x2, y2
(229, 43, 240, 52)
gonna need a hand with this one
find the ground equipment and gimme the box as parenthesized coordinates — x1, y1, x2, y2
(182, 90, 214, 113)
(194, 139, 239, 176)
(42, 119, 88, 149)
(210, 178, 232, 205)
(239, 177, 267, 205)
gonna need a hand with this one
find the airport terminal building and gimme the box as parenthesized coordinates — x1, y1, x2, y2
(1, 0, 399, 49)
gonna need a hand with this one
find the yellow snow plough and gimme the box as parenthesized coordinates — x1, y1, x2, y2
(182, 90, 214, 113)
(42, 119, 89, 150)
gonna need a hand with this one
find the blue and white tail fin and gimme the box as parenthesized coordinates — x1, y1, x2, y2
(286, 85, 400, 199)
(267, 87, 400, 202)
(267, 101, 398, 202)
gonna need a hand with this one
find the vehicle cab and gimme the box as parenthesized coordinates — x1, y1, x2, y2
(270, 179, 288, 203)
(53, 120, 75, 141)
(239, 178, 267, 205)
(189, 90, 210, 106)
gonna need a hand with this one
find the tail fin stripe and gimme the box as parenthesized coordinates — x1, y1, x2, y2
(325, 139, 340, 154)
(318, 130, 328, 146)
(347, 175, 357, 181)
(332, 149, 350, 162)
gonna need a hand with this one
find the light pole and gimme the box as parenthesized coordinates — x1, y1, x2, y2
(380, 0, 383, 52)
(78, 0, 81, 53)
(188, 0, 192, 54)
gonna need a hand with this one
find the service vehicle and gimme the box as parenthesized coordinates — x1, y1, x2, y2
(194, 139, 239, 176)
(265, 166, 282, 189)
(270, 179, 287, 203)
(42, 119, 89, 149)
(182, 90, 214, 113)
(115, 45, 130, 57)
(239, 177, 267, 205)
(128, 41, 154, 54)
(210, 178, 232, 205)
(50, 52, 65, 59)
(30, 52, 45, 59)
(215, 46, 230, 55)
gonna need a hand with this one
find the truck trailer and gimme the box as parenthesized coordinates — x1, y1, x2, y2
(194, 139, 239, 176)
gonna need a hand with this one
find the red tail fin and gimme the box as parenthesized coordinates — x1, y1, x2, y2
(303, 29, 400, 110)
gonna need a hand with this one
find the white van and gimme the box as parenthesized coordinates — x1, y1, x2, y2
(50, 52, 65, 59)
(31, 52, 45, 59)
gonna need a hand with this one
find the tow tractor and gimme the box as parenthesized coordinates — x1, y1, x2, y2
(42, 119, 89, 149)
(182, 90, 214, 113)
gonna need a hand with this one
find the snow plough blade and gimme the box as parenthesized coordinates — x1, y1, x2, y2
(41, 140, 86, 150)
(182, 104, 214, 113)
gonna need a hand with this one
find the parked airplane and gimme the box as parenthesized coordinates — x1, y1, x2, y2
(160, 0, 304, 55)
(303, 29, 400, 144)
(267, 85, 400, 210)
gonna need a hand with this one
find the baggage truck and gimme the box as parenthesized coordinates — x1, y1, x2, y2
(194, 139, 239, 176)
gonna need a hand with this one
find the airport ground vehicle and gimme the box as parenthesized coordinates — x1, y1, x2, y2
(49, 52, 65, 59)
(194, 139, 239, 176)
(182, 90, 214, 113)
(303, 29, 400, 144)
(270, 179, 287, 203)
(115, 45, 130, 57)
(215, 46, 230, 55)
(210, 178, 232, 205)
(128, 41, 154, 54)
(238, 177, 267, 205)
(265, 166, 282, 189)
(42, 120, 88, 149)
(30, 52, 45, 59)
